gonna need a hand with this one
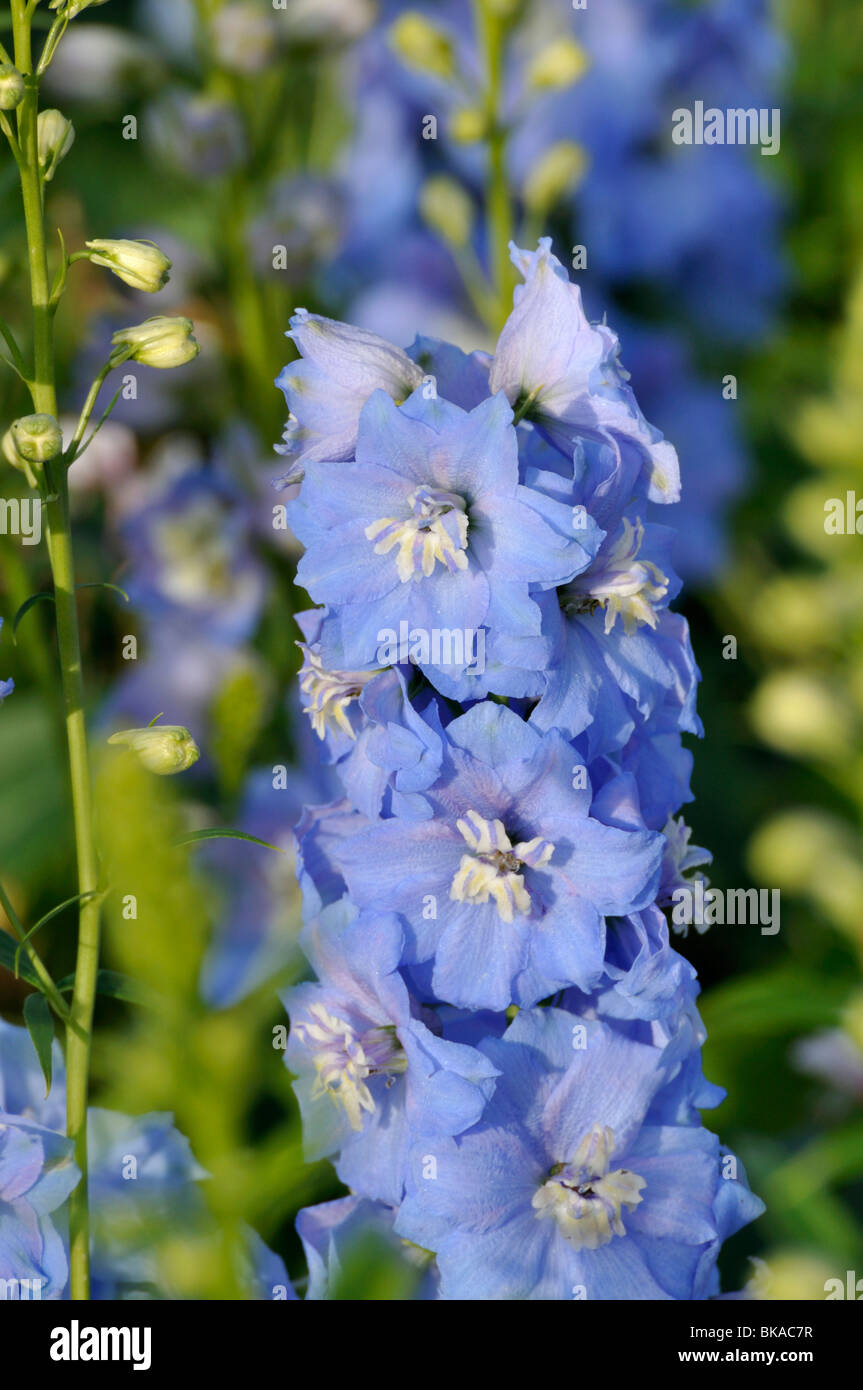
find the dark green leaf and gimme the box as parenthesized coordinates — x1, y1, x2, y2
(12, 591, 55, 639)
(57, 968, 155, 1007)
(23, 992, 54, 1096)
(75, 582, 130, 603)
(0, 930, 40, 987)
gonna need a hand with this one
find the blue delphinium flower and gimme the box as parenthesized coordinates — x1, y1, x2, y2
(288, 387, 599, 692)
(295, 606, 445, 820)
(489, 241, 680, 506)
(329, 702, 663, 1010)
(395, 1009, 763, 1300)
(284, 898, 498, 1204)
(275, 309, 425, 486)
(297, 1195, 438, 1300)
(276, 242, 764, 1296)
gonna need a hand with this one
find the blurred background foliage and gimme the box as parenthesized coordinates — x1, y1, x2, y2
(0, 0, 862, 1298)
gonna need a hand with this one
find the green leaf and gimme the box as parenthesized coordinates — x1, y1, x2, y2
(0, 930, 40, 987)
(12, 591, 55, 640)
(23, 992, 54, 1096)
(175, 828, 287, 853)
(56, 968, 155, 1007)
(75, 582, 130, 603)
(700, 966, 846, 1042)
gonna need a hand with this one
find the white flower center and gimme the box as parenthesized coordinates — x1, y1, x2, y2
(564, 518, 668, 635)
(298, 645, 379, 739)
(365, 484, 469, 583)
(449, 809, 554, 924)
(295, 1004, 406, 1132)
(532, 1124, 646, 1250)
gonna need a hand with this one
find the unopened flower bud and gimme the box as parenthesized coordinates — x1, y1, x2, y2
(0, 65, 25, 111)
(2, 428, 40, 488)
(527, 38, 590, 91)
(420, 175, 474, 249)
(523, 141, 588, 212)
(11, 413, 64, 463)
(110, 316, 199, 369)
(389, 13, 455, 80)
(107, 725, 200, 775)
(37, 109, 75, 182)
(85, 238, 171, 293)
(450, 107, 487, 144)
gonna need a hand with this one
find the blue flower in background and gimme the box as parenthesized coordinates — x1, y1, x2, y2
(0, 1115, 78, 1300)
(331, 702, 663, 1010)
(200, 761, 339, 1009)
(120, 466, 266, 646)
(0, 1021, 291, 1300)
(395, 1009, 763, 1299)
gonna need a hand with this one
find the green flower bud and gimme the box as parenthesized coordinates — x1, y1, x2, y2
(527, 38, 590, 92)
(419, 175, 474, 249)
(107, 725, 200, 775)
(523, 141, 588, 212)
(389, 13, 455, 80)
(110, 316, 200, 369)
(37, 109, 75, 182)
(449, 107, 487, 144)
(11, 413, 64, 464)
(0, 65, 25, 112)
(85, 239, 172, 293)
(2, 427, 41, 489)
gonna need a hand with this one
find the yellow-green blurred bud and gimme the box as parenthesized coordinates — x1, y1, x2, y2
(527, 38, 590, 91)
(2, 427, 41, 489)
(85, 238, 172, 293)
(37, 109, 75, 182)
(108, 725, 200, 775)
(11, 413, 63, 464)
(750, 670, 854, 761)
(747, 809, 837, 891)
(751, 1251, 836, 1301)
(450, 107, 487, 143)
(389, 13, 455, 80)
(110, 316, 199, 369)
(524, 141, 588, 212)
(420, 175, 474, 249)
(0, 65, 25, 111)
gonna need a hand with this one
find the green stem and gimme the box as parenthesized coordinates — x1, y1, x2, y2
(11, 0, 100, 1301)
(474, 0, 515, 331)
